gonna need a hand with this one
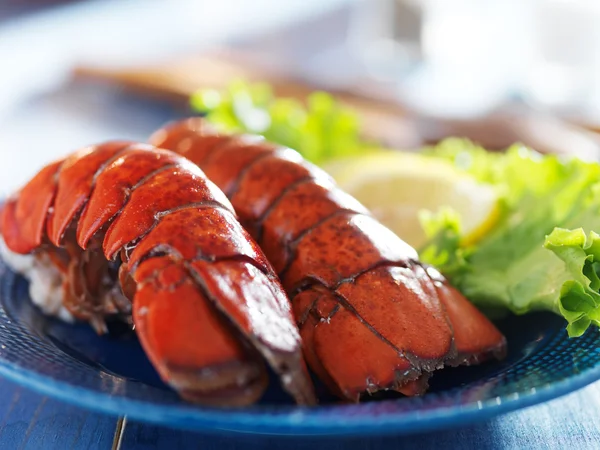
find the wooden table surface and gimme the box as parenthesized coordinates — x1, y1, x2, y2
(1, 375, 600, 450)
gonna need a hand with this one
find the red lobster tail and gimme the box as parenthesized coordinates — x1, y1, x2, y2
(1, 141, 316, 406)
(151, 118, 507, 401)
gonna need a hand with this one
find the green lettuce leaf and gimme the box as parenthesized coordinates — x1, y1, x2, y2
(418, 207, 466, 275)
(544, 228, 600, 336)
(420, 139, 600, 336)
(190, 80, 372, 164)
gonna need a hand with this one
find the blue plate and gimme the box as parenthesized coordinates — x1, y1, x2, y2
(1, 257, 600, 437)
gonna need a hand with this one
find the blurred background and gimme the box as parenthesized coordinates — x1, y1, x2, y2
(1, 0, 600, 192)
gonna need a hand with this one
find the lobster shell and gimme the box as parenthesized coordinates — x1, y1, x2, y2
(0, 142, 316, 406)
(151, 119, 507, 401)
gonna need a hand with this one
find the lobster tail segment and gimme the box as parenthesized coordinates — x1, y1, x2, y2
(1, 160, 63, 254)
(131, 256, 269, 406)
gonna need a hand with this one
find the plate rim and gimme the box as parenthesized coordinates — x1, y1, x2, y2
(1, 256, 600, 436)
(0, 337, 599, 436)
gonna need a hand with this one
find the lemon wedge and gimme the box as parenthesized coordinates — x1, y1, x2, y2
(323, 151, 500, 249)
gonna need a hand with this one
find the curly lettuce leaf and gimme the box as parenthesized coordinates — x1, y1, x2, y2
(544, 228, 600, 336)
(190, 80, 372, 164)
(420, 140, 600, 337)
(418, 207, 465, 274)
(424, 139, 573, 208)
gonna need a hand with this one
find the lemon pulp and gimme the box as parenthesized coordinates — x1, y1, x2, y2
(323, 151, 500, 249)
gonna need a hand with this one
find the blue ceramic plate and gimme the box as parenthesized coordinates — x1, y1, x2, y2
(1, 258, 600, 436)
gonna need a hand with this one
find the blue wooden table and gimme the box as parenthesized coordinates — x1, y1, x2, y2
(0, 375, 598, 449)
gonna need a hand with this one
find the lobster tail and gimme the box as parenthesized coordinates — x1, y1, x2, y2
(0, 142, 316, 406)
(152, 118, 507, 401)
